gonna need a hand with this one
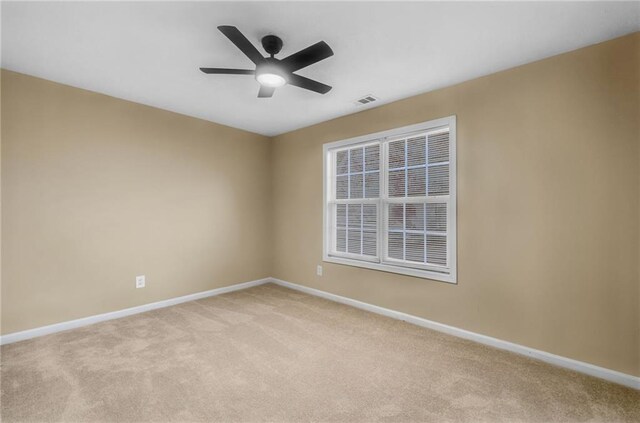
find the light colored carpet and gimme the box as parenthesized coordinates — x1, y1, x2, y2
(1, 283, 639, 422)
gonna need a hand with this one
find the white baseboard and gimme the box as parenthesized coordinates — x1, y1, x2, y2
(269, 278, 640, 390)
(2, 276, 637, 390)
(0, 278, 270, 346)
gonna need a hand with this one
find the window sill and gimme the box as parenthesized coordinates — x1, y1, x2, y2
(322, 255, 457, 284)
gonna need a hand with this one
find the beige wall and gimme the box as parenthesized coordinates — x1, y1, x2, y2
(2, 33, 639, 378)
(1, 70, 272, 334)
(271, 33, 640, 376)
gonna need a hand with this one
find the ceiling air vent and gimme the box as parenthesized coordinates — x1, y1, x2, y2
(355, 95, 378, 106)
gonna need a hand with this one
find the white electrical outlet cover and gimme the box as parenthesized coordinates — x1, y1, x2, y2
(136, 275, 145, 288)
(317, 265, 323, 276)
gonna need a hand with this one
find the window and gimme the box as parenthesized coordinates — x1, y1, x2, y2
(323, 116, 456, 283)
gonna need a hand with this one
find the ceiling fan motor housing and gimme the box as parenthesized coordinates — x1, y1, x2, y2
(262, 35, 283, 56)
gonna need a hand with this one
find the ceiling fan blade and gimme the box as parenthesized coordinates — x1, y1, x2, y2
(200, 68, 255, 75)
(258, 85, 275, 98)
(280, 41, 334, 72)
(288, 74, 332, 94)
(217, 25, 265, 65)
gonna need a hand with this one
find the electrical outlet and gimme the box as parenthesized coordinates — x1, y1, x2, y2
(136, 275, 146, 289)
(316, 265, 323, 276)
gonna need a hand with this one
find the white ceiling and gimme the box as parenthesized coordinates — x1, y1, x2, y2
(2, 2, 639, 136)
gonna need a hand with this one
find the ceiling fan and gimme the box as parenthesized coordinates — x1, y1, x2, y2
(200, 26, 334, 98)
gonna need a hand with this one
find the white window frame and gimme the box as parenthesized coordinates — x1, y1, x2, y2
(323, 116, 457, 284)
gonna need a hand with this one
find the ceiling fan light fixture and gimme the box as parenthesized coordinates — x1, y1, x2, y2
(200, 26, 333, 97)
(256, 72, 286, 88)
(255, 63, 287, 88)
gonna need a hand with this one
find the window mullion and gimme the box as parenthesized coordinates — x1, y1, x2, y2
(424, 203, 427, 264)
(361, 147, 365, 255)
(347, 151, 351, 199)
(403, 139, 407, 261)
(381, 139, 389, 263)
(425, 135, 430, 265)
